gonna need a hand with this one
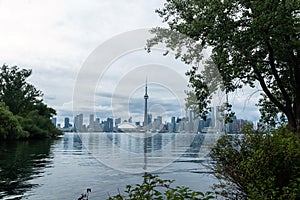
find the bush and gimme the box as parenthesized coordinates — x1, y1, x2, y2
(210, 126, 300, 199)
(18, 110, 62, 139)
(107, 173, 215, 200)
(0, 103, 29, 139)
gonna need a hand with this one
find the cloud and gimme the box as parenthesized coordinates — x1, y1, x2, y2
(228, 85, 262, 122)
(0, 0, 262, 125)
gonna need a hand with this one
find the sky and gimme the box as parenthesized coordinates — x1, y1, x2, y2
(0, 0, 261, 125)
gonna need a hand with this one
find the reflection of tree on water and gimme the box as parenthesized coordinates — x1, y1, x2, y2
(0, 140, 53, 199)
(104, 133, 166, 154)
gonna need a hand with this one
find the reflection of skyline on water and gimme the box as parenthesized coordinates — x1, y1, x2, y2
(1, 132, 219, 199)
(63, 133, 83, 151)
(74, 132, 216, 173)
(104, 133, 166, 153)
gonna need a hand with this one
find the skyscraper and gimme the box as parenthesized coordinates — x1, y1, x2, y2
(64, 117, 70, 128)
(89, 114, 94, 131)
(52, 117, 57, 127)
(74, 113, 83, 132)
(171, 116, 176, 132)
(103, 118, 113, 132)
(144, 78, 149, 131)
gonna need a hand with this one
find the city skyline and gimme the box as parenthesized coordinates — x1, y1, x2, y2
(54, 78, 256, 131)
(53, 104, 254, 134)
(0, 1, 261, 126)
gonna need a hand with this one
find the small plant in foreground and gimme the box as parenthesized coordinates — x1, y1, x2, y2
(78, 188, 91, 200)
(107, 173, 215, 200)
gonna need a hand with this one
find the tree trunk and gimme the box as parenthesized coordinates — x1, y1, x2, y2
(295, 99, 300, 135)
(287, 114, 296, 133)
(287, 99, 300, 135)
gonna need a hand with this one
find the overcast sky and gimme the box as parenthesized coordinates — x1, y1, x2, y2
(0, 0, 261, 124)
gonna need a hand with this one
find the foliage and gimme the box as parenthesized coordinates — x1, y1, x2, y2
(257, 93, 287, 128)
(107, 173, 215, 200)
(0, 103, 29, 140)
(0, 65, 42, 115)
(185, 59, 235, 122)
(147, 0, 300, 132)
(0, 64, 62, 139)
(18, 110, 61, 139)
(210, 126, 300, 199)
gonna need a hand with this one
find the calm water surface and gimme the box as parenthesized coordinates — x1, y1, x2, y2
(0, 132, 219, 199)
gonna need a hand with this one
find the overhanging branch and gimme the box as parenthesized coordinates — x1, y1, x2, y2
(254, 68, 287, 114)
(265, 40, 292, 106)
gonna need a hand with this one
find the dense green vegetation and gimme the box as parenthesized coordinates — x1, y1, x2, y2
(0, 64, 62, 140)
(211, 126, 300, 199)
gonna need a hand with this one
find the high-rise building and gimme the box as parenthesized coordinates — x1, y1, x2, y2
(171, 116, 176, 132)
(210, 107, 215, 128)
(216, 106, 224, 132)
(52, 117, 57, 127)
(115, 118, 121, 127)
(64, 117, 70, 128)
(89, 114, 94, 129)
(147, 114, 152, 129)
(94, 118, 102, 132)
(103, 118, 113, 132)
(187, 111, 194, 132)
(154, 116, 163, 130)
(74, 113, 83, 132)
(157, 116, 162, 125)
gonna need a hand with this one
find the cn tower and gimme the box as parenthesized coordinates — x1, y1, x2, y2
(144, 78, 149, 132)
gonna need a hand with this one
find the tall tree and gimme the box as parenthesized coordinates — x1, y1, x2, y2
(147, 0, 300, 133)
(0, 64, 62, 139)
(0, 65, 42, 115)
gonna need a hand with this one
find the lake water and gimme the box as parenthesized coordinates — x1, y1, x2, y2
(0, 132, 220, 199)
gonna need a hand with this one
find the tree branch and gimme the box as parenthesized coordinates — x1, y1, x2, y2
(265, 40, 292, 106)
(254, 68, 287, 114)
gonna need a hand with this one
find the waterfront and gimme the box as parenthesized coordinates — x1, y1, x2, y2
(0, 132, 219, 199)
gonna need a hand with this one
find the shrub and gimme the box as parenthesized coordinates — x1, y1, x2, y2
(0, 103, 29, 139)
(107, 173, 215, 200)
(210, 126, 300, 199)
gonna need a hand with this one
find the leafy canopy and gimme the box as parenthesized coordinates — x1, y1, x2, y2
(0, 64, 62, 139)
(0, 65, 42, 115)
(0, 103, 29, 140)
(147, 0, 300, 132)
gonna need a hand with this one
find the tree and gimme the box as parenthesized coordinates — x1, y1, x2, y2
(147, 0, 300, 133)
(0, 64, 62, 139)
(0, 64, 42, 115)
(0, 103, 29, 140)
(210, 126, 300, 199)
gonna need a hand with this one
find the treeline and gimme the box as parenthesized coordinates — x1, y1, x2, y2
(0, 64, 62, 140)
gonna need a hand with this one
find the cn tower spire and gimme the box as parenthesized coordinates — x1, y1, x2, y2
(145, 77, 148, 96)
(144, 77, 149, 132)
